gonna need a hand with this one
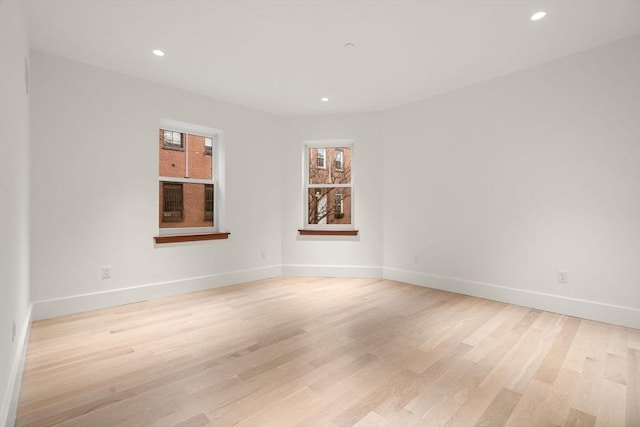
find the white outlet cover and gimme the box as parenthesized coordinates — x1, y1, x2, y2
(557, 270, 568, 284)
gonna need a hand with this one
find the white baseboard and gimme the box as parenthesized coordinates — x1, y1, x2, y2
(28, 263, 639, 329)
(31, 265, 282, 321)
(282, 264, 383, 278)
(383, 267, 640, 329)
(1, 304, 32, 427)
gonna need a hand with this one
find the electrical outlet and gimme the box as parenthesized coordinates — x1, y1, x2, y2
(12, 321, 16, 343)
(557, 270, 568, 284)
(260, 250, 266, 259)
(413, 255, 419, 264)
(102, 266, 112, 280)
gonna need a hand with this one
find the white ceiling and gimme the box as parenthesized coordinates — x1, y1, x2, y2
(23, 0, 640, 116)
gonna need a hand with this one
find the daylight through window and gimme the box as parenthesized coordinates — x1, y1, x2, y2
(159, 128, 216, 231)
(305, 143, 353, 227)
(162, 130, 183, 149)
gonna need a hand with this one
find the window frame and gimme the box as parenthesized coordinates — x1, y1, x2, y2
(316, 148, 326, 169)
(162, 182, 184, 222)
(335, 148, 344, 171)
(204, 137, 213, 156)
(302, 140, 354, 230)
(158, 119, 224, 237)
(204, 184, 214, 220)
(334, 191, 344, 218)
(161, 130, 184, 150)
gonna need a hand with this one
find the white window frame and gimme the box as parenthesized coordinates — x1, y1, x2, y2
(335, 149, 344, 171)
(204, 137, 213, 155)
(162, 130, 183, 149)
(334, 191, 344, 217)
(316, 147, 326, 169)
(303, 140, 354, 230)
(158, 119, 225, 236)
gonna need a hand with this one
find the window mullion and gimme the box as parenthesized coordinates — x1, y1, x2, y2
(307, 184, 351, 188)
(160, 176, 213, 185)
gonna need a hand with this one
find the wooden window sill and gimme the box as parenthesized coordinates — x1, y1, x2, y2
(298, 229, 359, 236)
(154, 232, 230, 244)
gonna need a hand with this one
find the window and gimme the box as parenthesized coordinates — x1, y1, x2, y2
(335, 149, 343, 171)
(334, 192, 344, 218)
(316, 148, 326, 169)
(158, 123, 221, 235)
(304, 142, 353, 228)
(162, 183, 183, 221)
(204, 184, 214, 220)
(162, 130, 183, 149)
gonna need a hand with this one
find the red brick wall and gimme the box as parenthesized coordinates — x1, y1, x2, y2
(186, 134, 212, 180)
(159, 131, 186, 178)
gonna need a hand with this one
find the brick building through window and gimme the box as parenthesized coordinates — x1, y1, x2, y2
(306, 144, 353, 226)
(159, 129, 215, 230)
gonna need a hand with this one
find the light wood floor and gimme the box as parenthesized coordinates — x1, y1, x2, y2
(16, 277, 640, 427)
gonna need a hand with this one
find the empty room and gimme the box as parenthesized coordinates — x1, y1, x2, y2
(1, 0, 639, 426)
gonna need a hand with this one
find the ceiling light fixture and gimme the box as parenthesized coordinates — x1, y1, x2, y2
(321, 97, 329, 102)
(153, 49, 165, 57)
(530, 11, 546, 21)
(344, 42, 355, 49)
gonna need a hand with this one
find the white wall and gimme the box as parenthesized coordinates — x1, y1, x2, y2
(23, 27, 640, 330)
(281, 114, 384, 277)
(29, 52, 283, 319)
(382, 36, 640, 328)
(0, 1, 32, 425)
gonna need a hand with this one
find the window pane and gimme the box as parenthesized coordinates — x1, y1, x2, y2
(161, 182, 183, 222)
(335, 149, 343, 171)
(204, 184, 214, 220)
(159, 140, 187, 178)
(308, 147, 351, 185)
(307, 187, 351, 225)
(334, 192, 344, 217)
(160, 182, 214, 228)
(316, 148, 326, 169)
(187, 134, 213, 180)
(159, 132, 213, 180)
(160, 129, 183, 149)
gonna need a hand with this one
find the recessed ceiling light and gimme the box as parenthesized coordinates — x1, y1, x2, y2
(344, 42, 355, 49)
(530, 11, 546, 21)
(321, 97, 329, 102)
(153, 49, 165, 57)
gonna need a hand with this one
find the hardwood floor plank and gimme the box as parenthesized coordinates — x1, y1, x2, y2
(539, 368, 581, 426)
(474, 387, 522, 427)
(566, 407, 597, 427)
(351, 412, 389, 427)
(504, 379, 551, 427)
(594, 379, 625, 427)
(626, 348, 640, 427)
(294, 389, 361, 427)
(172, 413, 211, 427)
(533, 316, 580, 384)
